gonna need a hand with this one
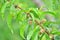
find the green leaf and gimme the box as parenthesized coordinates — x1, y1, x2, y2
(43, 11, 56, 16)
(52, 31, 60, 35)
(30, 8, 40, 19)
(1, 2, 8, 13)
(1, 1, 8, 19)
(41, 33, 50, 40)
(30, 13, 35, 21)
(6, 13, 14, 34)
(27, 26, 39, 40)
(20, 21, 27, 39)
(31, 26, 40, 40)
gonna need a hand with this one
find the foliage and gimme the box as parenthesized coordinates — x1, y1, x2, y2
(0, 0, 60, 40)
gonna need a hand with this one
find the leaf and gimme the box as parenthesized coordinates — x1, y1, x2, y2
(6, 13, 14, 34)
(16, 10, 26, 22)
(31, 26, 40, 40)
(1, 1, 8, 19)
(51, 29, 60, 35)
(1, 2, 8, 13)
(39, 33, 45, 40)
(27, 26, 39, 40)
(30, 8, 40, 19)
(52, 31, 60, 35)
(41, 34, 46, 40)
(43, 11, 56, 16)
(41, 33, 50, 40)
(30, 13, 35, 21)
(20, 21, 27, 39)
